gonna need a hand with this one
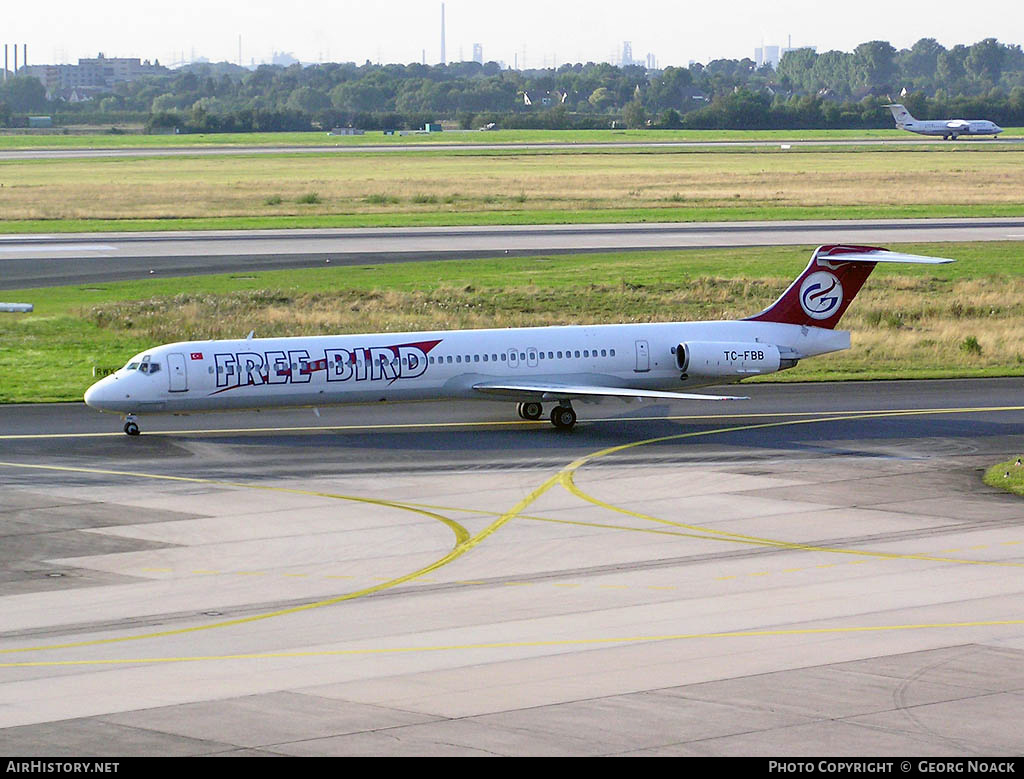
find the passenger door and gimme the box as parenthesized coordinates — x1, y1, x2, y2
(167, 352, 188, 392)
(634, 340, 650, 372)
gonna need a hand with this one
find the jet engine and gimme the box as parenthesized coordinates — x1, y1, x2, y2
(676, 342, 783, 377)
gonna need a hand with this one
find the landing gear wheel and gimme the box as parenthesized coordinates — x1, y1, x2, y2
(550, 405, 577, 430)
(123, 422, 140, 436)
(520, 401, 543, 420)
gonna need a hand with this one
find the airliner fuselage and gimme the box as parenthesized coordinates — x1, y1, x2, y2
(84, 245, 954, 433)
(886, 103, 1003, 139)
(85, 319, 846, 415)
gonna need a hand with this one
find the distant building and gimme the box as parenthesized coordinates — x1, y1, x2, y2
(621, 41, 634, 67)
(472, 43, 483, 65)
(755, 42, 816, 69)
(77, 54, 166, 85)
(271, 51, 299, 67)
(521, 90, 562, 108)
(21, 54, 168, 99)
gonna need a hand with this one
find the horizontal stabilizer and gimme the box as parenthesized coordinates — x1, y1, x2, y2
(817, 248, 955, 265)
(472, 381, 746, 402)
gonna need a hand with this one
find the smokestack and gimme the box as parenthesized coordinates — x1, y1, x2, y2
(13, 44, 17, 75)
(23, 43, 26, 69)
(440, 3, 446, 65)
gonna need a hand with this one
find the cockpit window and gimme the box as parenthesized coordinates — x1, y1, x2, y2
(139, 363, 161, 374)
(125, 362, 140, 371)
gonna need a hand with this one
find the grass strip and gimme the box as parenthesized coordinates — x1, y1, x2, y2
(9, 127, 1022, 150)
(4, 203, 1024, 235)
(983, 458, 1024, 495)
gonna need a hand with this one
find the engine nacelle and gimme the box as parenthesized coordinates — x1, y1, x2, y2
(676, 341, 782, 377)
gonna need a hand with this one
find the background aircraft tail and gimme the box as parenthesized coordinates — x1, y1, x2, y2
(746, 245, 953, 330)
(885, 103, 915, 126)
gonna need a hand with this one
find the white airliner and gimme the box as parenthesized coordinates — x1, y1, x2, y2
(84, 244, 953, 434)
(885, 104, 1003, 140)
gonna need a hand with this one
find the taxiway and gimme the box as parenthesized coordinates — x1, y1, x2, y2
(3, 217, 1024, 289)
(2, 378, 1024, 755)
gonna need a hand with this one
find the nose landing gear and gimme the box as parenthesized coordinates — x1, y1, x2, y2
(123, 414, 140, 436)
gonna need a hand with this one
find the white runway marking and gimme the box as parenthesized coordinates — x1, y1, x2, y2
(0, 244, 116, 253)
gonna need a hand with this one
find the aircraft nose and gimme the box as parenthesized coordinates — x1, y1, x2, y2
(84, 376, 116, 410)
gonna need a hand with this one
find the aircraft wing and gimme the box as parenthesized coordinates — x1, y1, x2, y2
(471, 381, 747, 402)
(946, 120, 970, 128)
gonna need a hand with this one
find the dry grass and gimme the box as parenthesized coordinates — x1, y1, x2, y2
(3, 149, 1024, 221)
(81, 275, 1024, 378)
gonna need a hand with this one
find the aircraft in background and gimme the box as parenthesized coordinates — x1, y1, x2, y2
(85, 245, 954, 435)
(885, 104, 1003, 140)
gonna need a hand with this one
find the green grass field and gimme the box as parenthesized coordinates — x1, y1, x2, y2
(3, 242, 1023, 404)
(983, 457, 1024, 495)
(3, 143, 1024, 233)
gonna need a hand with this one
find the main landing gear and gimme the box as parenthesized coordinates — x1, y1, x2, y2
(123, 414, 140, 436)
(515, 401, 543, 420)
(515, 401, 577, 429)
(549, 404, 577, 430)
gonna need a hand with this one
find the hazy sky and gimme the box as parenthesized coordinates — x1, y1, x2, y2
(5, 1, 1022, 69)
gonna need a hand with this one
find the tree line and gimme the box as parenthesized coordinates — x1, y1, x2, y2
(2, 37, 1023, 132)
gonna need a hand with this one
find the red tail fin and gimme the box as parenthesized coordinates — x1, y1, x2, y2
(745, 245, 885, 329)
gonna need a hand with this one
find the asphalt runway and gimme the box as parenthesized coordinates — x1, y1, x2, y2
(1, 135, 1020, 161)
(4, 217, 1024, 290)
(2, 377, 1024, 755)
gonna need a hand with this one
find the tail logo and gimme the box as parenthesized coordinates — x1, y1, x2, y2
(800, 271, 843, 320)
